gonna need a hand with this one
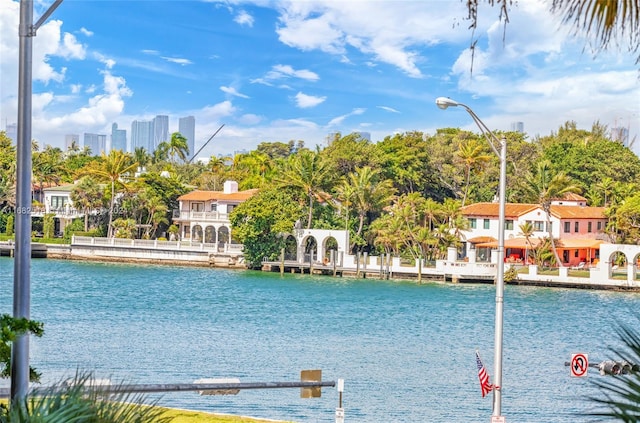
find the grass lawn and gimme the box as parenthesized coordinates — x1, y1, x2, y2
(160, 407, 293, 422)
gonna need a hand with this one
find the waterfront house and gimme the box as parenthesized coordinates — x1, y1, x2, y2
(460, 194, 607, 267)
(172, 180, 258, 245)
(32, 183, 82, 236)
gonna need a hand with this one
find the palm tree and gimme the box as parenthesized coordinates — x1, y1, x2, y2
(81, 150, 139, 238)
(518, 221, 535, 264)
(167, 131, 189, 163)
(589, 320, 640, 421)
(524, 160, 581, 266)
(341, 166, 396, 238)
(32, 145, 65, 202)
(466, 1, 640, 66)
(133, 147, 151, 168)
(455, 138, 491, 206)
(70, 176, 104, 231)
(276, 150, 332, 229)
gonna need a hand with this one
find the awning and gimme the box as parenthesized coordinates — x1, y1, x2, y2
(476, 238, 541, 249)
(556, 239, 605, 249)
(476, 238, 605, 250)
(466, 236, 497, 244)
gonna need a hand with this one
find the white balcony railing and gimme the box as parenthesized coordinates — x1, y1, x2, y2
(173, 210, 230, 222)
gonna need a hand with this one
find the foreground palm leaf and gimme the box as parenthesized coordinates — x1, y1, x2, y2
(589, 323, 640, 421)
(0, 372, 172, 423)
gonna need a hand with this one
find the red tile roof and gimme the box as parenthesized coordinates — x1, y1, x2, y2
(178, 189, 259, 202)
(461, 202, 606, 220)
(461, 203, 537, 218)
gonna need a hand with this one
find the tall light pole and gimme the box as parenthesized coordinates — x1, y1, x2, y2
(14, 0, 63, 401)
(436, 97, 507, 419)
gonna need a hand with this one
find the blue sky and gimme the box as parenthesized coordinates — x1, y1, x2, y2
(1, 0, 639, 158)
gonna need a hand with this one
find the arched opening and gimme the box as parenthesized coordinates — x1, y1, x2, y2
(218, 226, 230, 244)
(634, 253, 640, 281)
(303, 236, 318, 263)
(204, 226, 216, 244)
(191, 225, 203, 242)
(284, 235, 297, 261)
(609, 251, 628, 280)
(323, 236, 338, 265)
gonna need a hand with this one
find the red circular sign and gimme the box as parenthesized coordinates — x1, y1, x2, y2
(571, 353, 588, 377)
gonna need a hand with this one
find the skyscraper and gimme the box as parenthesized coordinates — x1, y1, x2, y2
(65, 134, 80, 151)
(131, 120, 153, 152)
(510, 122, 524, 133)
(83, 133, 107, 155)
(179, 116, 195, 160)
(153, 115, 169, 150)
(111, 123, 127, 152)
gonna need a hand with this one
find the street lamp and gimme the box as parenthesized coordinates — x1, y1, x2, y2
(14, 0, 63, 401)
(436, 97, 507, 419)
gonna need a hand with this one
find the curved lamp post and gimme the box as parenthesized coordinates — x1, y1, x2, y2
(436, 97, 507, 418)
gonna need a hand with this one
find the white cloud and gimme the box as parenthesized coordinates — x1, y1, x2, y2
(327, 108, 366, 127)
(272, 0, 469, 77)
(234, 10, 254, 27)
(220, 86, 250, 99)
(79, 27, 93, 37)
(378, 106, 400, 113)
(161, 56, 193, 66)
(255, 64, 320, 84)
(294, 92, 326, 108)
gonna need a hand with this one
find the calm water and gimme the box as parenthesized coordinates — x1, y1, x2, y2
(0, 257, 638, 422)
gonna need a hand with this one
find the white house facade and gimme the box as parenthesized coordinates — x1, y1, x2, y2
(172, 180, 257, 246)
(460, 194, 607, 267)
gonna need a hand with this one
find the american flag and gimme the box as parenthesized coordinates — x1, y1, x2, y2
(475, 350, 493, 398)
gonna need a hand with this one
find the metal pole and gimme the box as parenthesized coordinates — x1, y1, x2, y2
(493, 137, 507, 417)
(13, 0, 34, 401)
(435, 97, 507, 418)
(14, 0, 64, 401)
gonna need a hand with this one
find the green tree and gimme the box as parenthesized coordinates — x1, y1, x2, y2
(5, 214, 13, 236)
(276, 150, 332, 229)
(320, 132, 380, 179)
(518, 221, 535, 264)
(80, 150, 139, 238)
(71, 177, 104, 232)
(0, 314, 44, 382)
(455, 138, 492, 206)
(608, 192, 640, 244)
(32, 145, 64, 202)
(341, 166, 396, 240)
(230, 187, 305, 268)
(167, 131, 189, 163)
(376, 131, 437, 197)
(42, 213, 55, 239)
(524, 160, 581, 266)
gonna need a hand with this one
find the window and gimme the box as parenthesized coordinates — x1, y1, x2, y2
(597, 221, 602, 231)
(50, 196, 67, 210)
(534, 221, 544, 231)
(483, 219, 490, 229)
(588, 222, 592, 233)
(191, 202, 204, 212)
(574, 222, 579, 233)
(469, 218, 477, 229)
(210, 203, 217, 212)
(505, 220, 514, 230)
(564, 222, 570, 233)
